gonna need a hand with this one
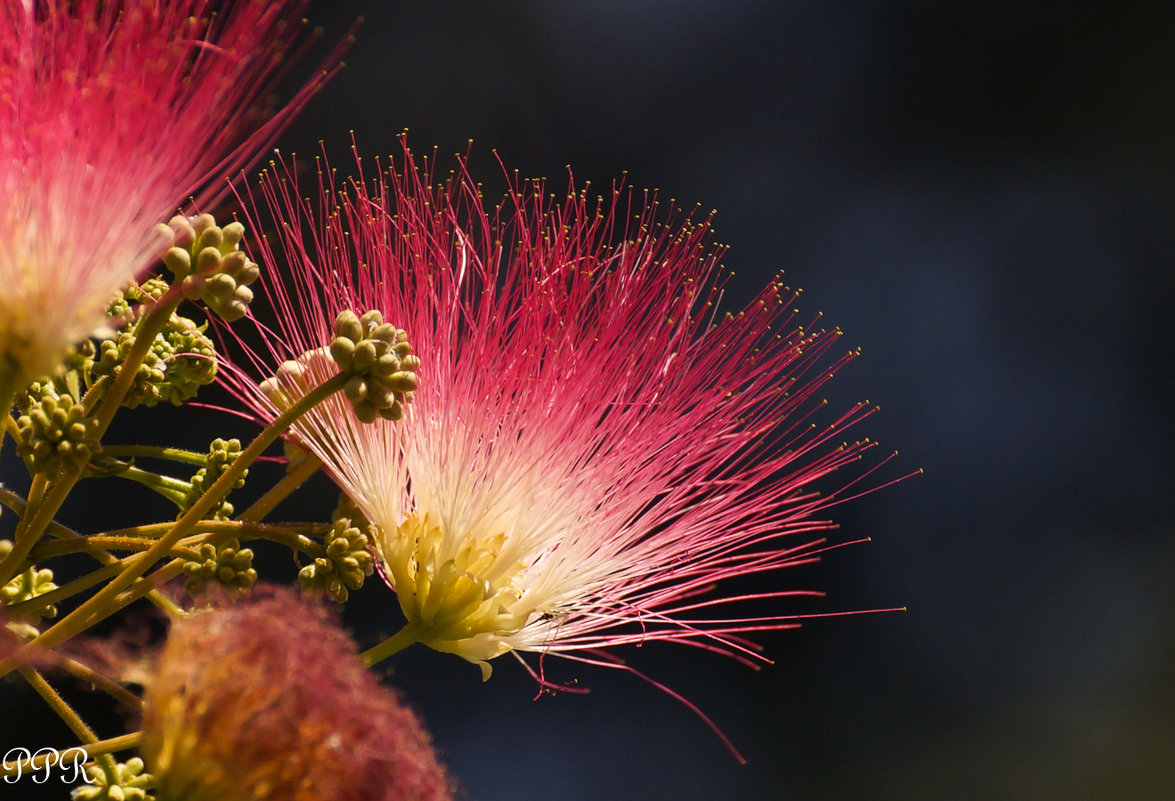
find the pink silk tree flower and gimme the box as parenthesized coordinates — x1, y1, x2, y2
(0, 0, 340, 392)
(225, 142, 908, 705)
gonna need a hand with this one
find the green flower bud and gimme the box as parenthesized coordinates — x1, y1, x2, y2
(324, 309, 420, 424)
(160, 213, 260, 321)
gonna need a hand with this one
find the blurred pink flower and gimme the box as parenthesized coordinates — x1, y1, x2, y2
(0, 0, 340, 387)
(142, 588, 453, 801)
(224, 141, 908, 742)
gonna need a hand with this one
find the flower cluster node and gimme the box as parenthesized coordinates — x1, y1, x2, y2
(183, 438, 247, 519)
(71, 757, 156, 801)
(0, 540, 59, 623)
(329, 309, 420, 423)
(160, 213, 258, 322)
(299, 506, 375, 603)
(14, 392, 100, 475)
(183, 537, 257, 598)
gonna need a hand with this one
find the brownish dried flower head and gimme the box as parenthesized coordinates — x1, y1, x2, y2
(141, 588, 453, 801)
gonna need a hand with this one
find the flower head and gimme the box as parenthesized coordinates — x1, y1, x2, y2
(0, 0, 339, 388)
(141, 588, 453, 801)
(224, 141, 904, 683)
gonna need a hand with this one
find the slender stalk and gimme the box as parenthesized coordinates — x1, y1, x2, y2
(32, 522, 322, 560)
(10, 521, 321, 619)
(115, 558, 188, 609)
(90, 290, 183, 434)
(91, 463, 192, 507)
(18, 666, 118, 779)
(0, 371, 17, 456)
(0, 473, 49, 586)
(0, 373, 350, 679)
(18, 666, 101, 743)
(2, 406, 19, 448)
(360, 623, 423, 667)
(0, 485, 82, 539)
(95, 444, 208, 466)
(58, 656, 144, 712)
(5, 561, 126, 620)
(237, 452, 322, 522)
(31, 535, 198, 560)
(104, 524, 321, 613)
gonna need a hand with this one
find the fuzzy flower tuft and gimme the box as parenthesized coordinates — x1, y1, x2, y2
(0, 0, 341, 389)
(222, 141, 909, 692)
(140, 588, 453, 801)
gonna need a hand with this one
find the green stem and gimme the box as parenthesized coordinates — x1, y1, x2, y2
(30, 535, 195, 560)
(0, 373, 350, 679)
(23, 521, 320, 576)
(95, 444, 208, 466)
(0, 370, 17, 457)
(5, 561, 126, 620)
(102, 519, 323, 550)
(12, 527, 305, 628)
(108, 522, 326, 614)
(1, 406, 19, 450)
(0, 485, 83, 540)
(57, 657, 143, 712)
(9, 523, 191, 622)
(0, 473, 49, 586)
(18, 666, 118, 780)
(95, 463, 191, 507)
(91, 290, 183, 434)
(19, 666, 100, 743)
(360, 623, 423, 667)
(237, 452, 322, 522)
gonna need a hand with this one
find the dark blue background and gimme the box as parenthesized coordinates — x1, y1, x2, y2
(6, 2, 1174, 799)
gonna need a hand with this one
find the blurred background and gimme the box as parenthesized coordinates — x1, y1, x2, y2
(9, 1, 1175, 799)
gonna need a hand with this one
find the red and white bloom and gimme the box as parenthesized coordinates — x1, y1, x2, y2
(0, 0, 338, 389)
(226, 142, 904, 689)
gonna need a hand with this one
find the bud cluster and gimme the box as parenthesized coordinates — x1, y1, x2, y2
(183, 537, 257, 598)
(329, 310, 420, 423)
(160, 213, 259, 322)
(14, 391, 100, 475)
(92, 331, 167, 408)
(298, 503, 375, 603)
(182, 438, 247, 519)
